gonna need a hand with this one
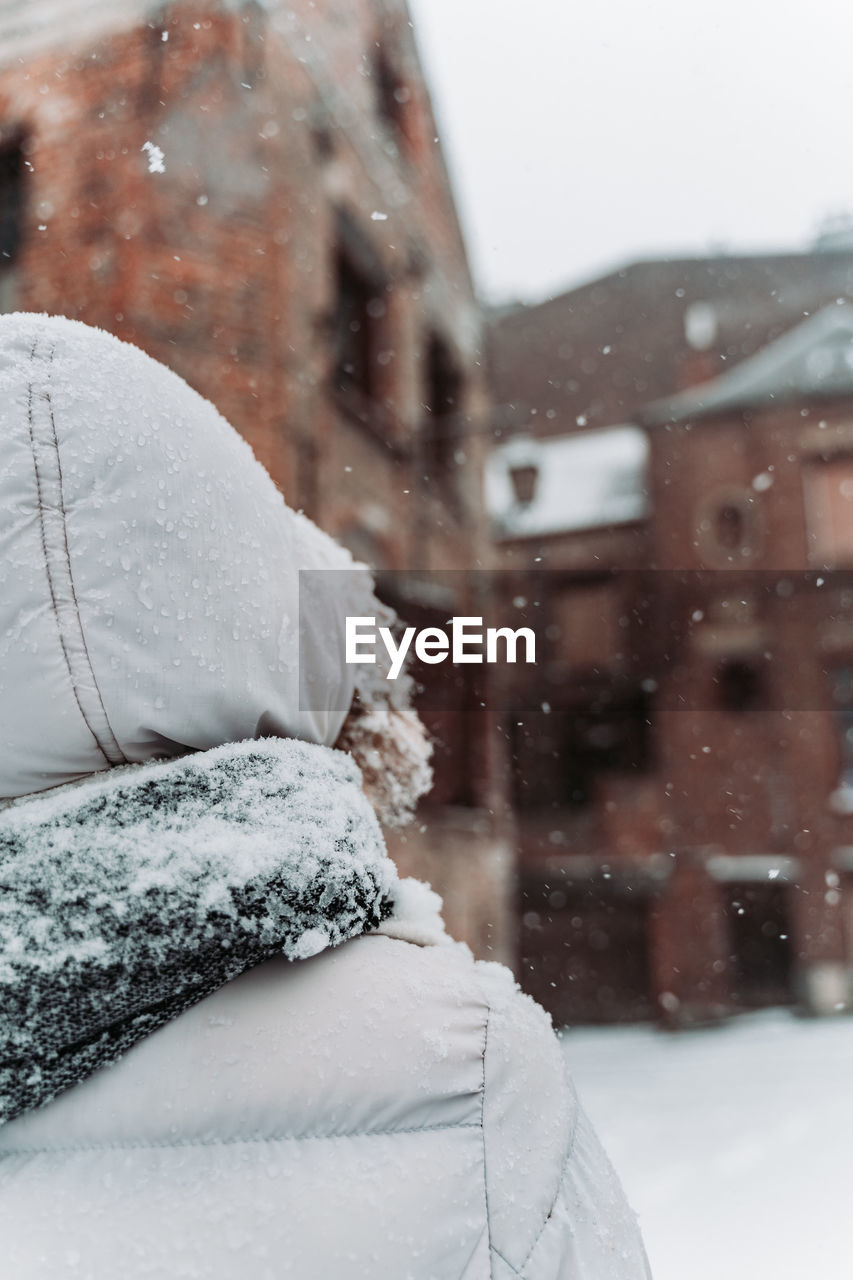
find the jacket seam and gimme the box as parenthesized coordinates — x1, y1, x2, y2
(480, 1000, 495, 1280)
(44, 359, 127, 764)
(26, 345, 108, 767)
(516, 1078, 581, 1275)
(26, 340, 127, 766)
(0, 1118, 483, 1159)
(490, 1247, 523, 1277)
(480, 1003, 524, 1279)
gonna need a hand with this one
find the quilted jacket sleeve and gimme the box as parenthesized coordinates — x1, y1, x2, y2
(478, 962, 652, 1280)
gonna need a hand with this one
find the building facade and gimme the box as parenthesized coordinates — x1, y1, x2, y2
(0, 0, 514, 961)
(490, 259, 853, 1024)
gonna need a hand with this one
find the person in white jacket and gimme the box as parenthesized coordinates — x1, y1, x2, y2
(0, 312, 651, 1279)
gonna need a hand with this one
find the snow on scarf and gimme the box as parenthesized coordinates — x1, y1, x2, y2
(0, 737, 397, 1127)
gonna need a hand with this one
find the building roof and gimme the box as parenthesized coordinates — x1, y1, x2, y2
(486, 425, 650, 540)
(642, 304, 853, 424)
(488, 251, 853, 441)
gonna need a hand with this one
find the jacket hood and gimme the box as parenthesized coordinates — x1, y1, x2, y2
(0, 312, 369, 799)
(0, 735, 397, 1126)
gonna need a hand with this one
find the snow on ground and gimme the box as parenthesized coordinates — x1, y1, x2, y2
(561, 1011, 853, 1280)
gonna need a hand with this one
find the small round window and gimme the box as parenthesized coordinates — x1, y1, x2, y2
(715, 502, 744, 549)
(697, 488, 760, 566)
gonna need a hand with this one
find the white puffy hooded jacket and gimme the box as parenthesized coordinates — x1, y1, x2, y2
(0, 314, 651, 1279)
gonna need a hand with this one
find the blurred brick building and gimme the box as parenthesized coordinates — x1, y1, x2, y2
(0, 0, 513, 961)
(490, 250, 853, 1023)
(490, 246, 853, 438)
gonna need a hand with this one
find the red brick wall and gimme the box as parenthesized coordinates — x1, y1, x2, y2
(0, 0, 513, 963)
(495, 384, 853, 1020)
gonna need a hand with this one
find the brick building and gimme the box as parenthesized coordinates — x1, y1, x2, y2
(490, 248, 853, 440)
(490, 254, 853, 1024)
(0, 0, 514, 961)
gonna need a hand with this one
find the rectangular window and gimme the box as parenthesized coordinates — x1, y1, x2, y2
(803, 457, 853, 567)
(0, 138, 24, 266)
(562, 689, 653, 809)
(421, 332, 463, 489)
(0, 135, 25, 312)
(332, 250, 376, 397)
(373, 44, 412, 149)
(830, 663, 853, 787)
(331, 210, 387, 403)
(725, 883, 794, 1008)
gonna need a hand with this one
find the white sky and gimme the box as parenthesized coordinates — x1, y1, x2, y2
(408, 0, 853, 304)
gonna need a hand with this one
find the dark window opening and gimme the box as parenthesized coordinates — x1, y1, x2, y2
(561, 689, 654, 809)
(332, 249, 381, 399)
(509, 709, 563, 810)
(373, 45, 410, 141)
(310, 118, 335, 163)
(717, 659, 763, 712)
(0, 136, 25, 270)
(726, 883, 794, 1008)
(422, 333, 463, 484)
(509, 462, 538, 506)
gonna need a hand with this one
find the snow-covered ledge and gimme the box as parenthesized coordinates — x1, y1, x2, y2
(704, 853, 800, 883)
(799, 962, 851, 1017)
(832, 846, 853, 872)
(828, 786, 853, 815)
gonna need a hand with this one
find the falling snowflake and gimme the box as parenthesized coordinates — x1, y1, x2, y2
(141, 140, 165, 174)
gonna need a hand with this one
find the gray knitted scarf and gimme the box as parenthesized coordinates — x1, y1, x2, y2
(0, 737, 396, 1128)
